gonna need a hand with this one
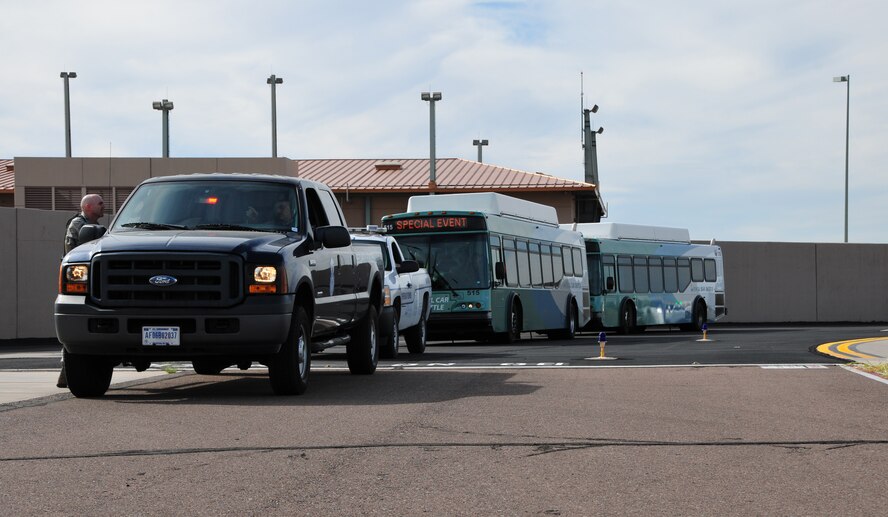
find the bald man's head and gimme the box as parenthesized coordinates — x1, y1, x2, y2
(81, 194, 106, 223)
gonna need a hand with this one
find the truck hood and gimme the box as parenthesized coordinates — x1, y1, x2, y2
(66, 230, 298, 261)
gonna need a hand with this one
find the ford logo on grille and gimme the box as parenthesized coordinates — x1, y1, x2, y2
(149, 275, 178, 287)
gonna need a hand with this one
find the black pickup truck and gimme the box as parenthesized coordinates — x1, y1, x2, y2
(55, 173, 383, 397)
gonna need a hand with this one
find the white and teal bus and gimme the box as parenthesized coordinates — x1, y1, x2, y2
(568, 223, 726, 333)
(382, 193, 590, 343)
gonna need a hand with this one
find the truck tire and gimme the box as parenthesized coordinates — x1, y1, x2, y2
(405, 308, 427, 354)
(347, 305, 379, 374)
(380, 310, 399, 359)
(64, 350, 113, 398)
(192, 359, 229, 375)
(268, 306, 311, 395)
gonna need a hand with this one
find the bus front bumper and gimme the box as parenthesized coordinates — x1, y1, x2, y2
(428, 311, 493, 339)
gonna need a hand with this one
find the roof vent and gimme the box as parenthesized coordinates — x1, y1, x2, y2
(374, 162, 402, 171)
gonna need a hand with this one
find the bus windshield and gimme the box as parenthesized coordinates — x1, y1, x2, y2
(396, 233, 490, 291)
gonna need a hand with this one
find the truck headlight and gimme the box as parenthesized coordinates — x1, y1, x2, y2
(249, 265, 285, 294)
(253, 266, 277, 283)
(383, 285, 391, 306)
(60, 264, 89, 294)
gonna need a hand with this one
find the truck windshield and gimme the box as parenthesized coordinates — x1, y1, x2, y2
(396, 233, 489, 290)
(112, 180, 300, 233)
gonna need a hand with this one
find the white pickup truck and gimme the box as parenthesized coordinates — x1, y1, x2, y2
(351, 229, 432, 358)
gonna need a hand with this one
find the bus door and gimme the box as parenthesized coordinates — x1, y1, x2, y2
(601, 255, 618, 326)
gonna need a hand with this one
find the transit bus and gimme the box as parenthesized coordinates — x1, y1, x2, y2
(568, 222, 726, 333)
(382, 193, 590, 343)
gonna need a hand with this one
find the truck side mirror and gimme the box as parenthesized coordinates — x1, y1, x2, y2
(396, 260, 419, 274)
(606, 276, 615, 291)
(78, 224, 107, 245)
(495, 261, 506, 280)
(315, 225, 351, 249)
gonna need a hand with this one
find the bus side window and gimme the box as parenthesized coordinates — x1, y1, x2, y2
(663, 258, 677, 293)
(677, 258, 691, 291)
(587, 252, 602, 295)
(572, 248, 584, 277)
(552, 246, 564, 283)
(602, 255, 616, 293)
(490, 235, 502, 284)
(617, 255, 634, 293)
(648, 257, 663, 293)
(541, 244, 553, 287)
(704, 258, 717, 282)
(503, 239, 518, 288)
(633, 256, 649, 293)
(529, 242, 542, 287)
(690, 258, 704, 282)
(562, 246, 574, 277)
(517, 240, 531, 287)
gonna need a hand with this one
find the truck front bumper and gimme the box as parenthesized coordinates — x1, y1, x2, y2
(54, 294, 294, 359)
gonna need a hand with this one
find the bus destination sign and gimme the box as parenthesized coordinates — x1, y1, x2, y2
(384, 215, 486, 234)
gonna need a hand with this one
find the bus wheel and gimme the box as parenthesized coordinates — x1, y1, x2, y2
(618, 302, 635, 335)
(505, 301, 522, 343)
(691, 301, 707, 332)
(550, 302, 578, 340)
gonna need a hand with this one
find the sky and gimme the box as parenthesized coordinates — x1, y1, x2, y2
(1, 0, 885, 243)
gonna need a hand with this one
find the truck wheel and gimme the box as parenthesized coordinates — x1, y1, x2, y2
(380, 310, 399, 359)
(269, 306, 311, 395)
(64, 350, 113, 398)
(347, 305, 379, 374)
(192, 359, 229, 375)
(405, 309, 427, 354)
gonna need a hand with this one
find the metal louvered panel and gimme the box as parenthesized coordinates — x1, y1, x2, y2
(91, 252, 243, 308)
(54, 187, 83, 211)
(24, 187, 53, 210)
(115, 187, 135, 213)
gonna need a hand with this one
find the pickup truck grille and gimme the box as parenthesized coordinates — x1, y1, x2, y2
(90, 253, 243, 308)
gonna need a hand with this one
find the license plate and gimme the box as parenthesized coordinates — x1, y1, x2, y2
(142, 326, 180, 346)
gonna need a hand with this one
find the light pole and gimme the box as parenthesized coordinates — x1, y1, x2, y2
(582, 104, 604, 185)
(267, 74, 283, 157)
(473, 139, 488, 163)
(421, 92, 442, 192)
(152, 99, 174, 157)
(60, 72, 77, 157)
(833, 75, 850, 243)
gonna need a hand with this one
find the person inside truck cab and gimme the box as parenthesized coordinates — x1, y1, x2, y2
(245, 197, 294, 229)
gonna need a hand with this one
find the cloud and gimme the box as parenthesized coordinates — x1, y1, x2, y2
(1, 0, 886, 242)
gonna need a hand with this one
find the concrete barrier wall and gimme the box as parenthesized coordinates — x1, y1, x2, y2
(718, 241, 888, 323)
(1, 208, 72, 339)
(2, 211, 886, 339)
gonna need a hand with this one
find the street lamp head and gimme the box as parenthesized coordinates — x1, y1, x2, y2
(153, 99, 174, 111)
(590, 104, 599, 113)
(421, 92, 442, 101)
(833, 76, 849, 82)
(267, 75, 283, 85)
(596, 127, 604, 134)
(60, 72, 77, 79)
(473, 139, 488, 146)
(152, 101, 162, 110)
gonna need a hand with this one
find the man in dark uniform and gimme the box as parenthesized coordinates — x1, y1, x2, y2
(64, 193, 105, 253)
(58, 194, 106, 388)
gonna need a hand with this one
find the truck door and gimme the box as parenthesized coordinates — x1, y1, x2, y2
(392, 241, 416, 323)
(306, 187, 356, 334)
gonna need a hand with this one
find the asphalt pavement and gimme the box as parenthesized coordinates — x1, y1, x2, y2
(2, 328, 887, 406)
